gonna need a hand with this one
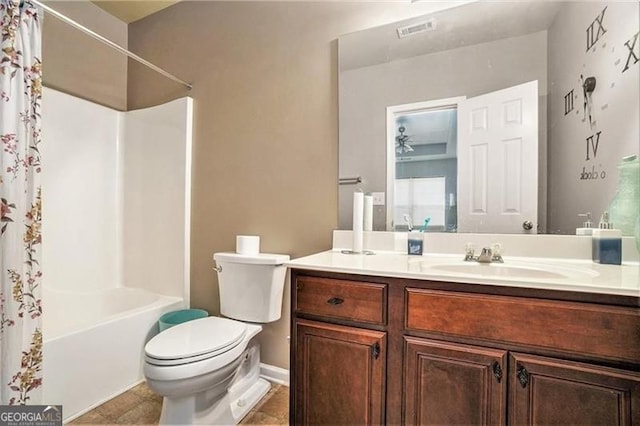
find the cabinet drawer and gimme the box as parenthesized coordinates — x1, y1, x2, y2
(405, 288, 640, 363)
(295, 276, 387, 325)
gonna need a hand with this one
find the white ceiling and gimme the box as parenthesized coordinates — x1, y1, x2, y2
(340, 1, 562, 71)
(91, 1, 181, 23)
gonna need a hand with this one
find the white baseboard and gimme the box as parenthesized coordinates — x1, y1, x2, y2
(259, 363, 290, 387)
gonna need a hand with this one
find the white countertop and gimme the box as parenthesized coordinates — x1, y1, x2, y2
(287, 250, 640, 298)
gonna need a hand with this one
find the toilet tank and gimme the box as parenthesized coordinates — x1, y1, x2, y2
(213, 252, 290, 323)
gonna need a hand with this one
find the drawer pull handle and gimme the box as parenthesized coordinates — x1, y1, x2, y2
(492, 361, 503, 383)
(517, 365, 530, 388)
(327, 297, 344, 305)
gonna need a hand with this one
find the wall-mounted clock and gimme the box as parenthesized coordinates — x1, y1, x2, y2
(580, 74, 596, 130)
(573, 3, 638, 183)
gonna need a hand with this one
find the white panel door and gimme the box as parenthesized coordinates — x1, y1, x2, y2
(458, 80, 538, 233)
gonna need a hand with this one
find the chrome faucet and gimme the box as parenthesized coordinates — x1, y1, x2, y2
(477, 247, 493, 263)
(490, 243, 504, 263)
(464, 243, 504, 263)
(464, 243, 476, 261)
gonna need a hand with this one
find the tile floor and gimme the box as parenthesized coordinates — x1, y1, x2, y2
(69, 382, 289, 425)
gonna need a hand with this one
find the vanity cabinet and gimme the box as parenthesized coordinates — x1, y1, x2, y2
(403, 337, 507, 425)
(402, 336, 640, 425)
(509, 353, 640, 425)
(294, 319, 386, 425)
(292, 275, 388, 425)
(290, 269, 640, 425)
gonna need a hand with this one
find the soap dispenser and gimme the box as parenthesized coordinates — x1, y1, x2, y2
(592, 211, 622, 265)
(576, 212, 593, 236)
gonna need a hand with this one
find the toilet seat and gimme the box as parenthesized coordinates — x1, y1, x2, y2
(144, 322, 262, 384)
(145, 316, 247, 367)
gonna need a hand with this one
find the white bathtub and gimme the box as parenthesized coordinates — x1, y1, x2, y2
(43, 287, 183, 422)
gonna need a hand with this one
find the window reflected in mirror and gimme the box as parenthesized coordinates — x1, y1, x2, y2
(388, 102, 459, 232)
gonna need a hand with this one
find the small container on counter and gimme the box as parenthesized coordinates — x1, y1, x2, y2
(407, 231, 424, 255)
(592, 211, 622, 265)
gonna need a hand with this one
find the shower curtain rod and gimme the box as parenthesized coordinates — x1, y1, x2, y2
(31, 0, 193, 90)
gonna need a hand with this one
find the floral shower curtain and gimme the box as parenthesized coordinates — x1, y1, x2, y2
(0, 0, 43, 405)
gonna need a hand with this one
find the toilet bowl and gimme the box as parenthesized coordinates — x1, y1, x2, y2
(143, 252, 289, 425)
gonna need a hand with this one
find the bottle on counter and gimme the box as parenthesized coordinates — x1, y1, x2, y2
(576, 212, 594, 236)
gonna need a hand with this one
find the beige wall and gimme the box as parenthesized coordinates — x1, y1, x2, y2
(127, 1, 445, 369)
(42, 1, 127, 110)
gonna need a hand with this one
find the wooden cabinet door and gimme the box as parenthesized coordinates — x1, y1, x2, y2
(510, 353, 640, 425)
(294, 319, 386, 425)
(404, 337, 507, 425)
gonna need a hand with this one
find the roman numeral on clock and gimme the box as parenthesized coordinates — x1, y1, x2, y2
(623, 31, 639, 73)
(564, 90, 574, 115)
(585, 131, 602, 161)
(586, 6, 607, 51)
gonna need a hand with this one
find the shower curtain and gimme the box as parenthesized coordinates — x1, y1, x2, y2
(0, 0, 43, 405)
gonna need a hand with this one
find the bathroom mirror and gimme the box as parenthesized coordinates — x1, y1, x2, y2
(338, 0, 639, 234)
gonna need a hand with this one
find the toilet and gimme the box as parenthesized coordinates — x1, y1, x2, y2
(143, 252, 290, 425)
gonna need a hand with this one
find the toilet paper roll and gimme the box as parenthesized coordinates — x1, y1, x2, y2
(352, 192, 364, 253)
(363, 194, 373, 232)
(236, 235, 260, 255)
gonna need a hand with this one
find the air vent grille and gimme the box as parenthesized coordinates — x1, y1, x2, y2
(396, 19, 436, 39)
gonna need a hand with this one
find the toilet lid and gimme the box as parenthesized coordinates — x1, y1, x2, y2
(145, 317, 247, 364)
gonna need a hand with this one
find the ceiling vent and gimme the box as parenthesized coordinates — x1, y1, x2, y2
(396, 19, 436, 39)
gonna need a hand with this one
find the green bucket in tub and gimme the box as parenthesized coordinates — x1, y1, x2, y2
(158, 309, 209, 332)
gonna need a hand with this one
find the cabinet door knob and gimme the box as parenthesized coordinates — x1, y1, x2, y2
(522, 220, 534, 230)
(517, 365, 530, 388)
(372, 342, 380, 360)
(327, 297, 344, 305)
(492, 361, 503, 383)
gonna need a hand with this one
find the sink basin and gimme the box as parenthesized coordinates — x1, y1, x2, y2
(419, 261, 598, 280)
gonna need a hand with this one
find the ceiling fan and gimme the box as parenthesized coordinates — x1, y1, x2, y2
(395, 126, 414, 154)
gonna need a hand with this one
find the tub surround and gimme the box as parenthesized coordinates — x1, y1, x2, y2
(288, 231, 640, 424)
(42, 87, 192, 299)
(43, 288, 181, 341)
(41, 88, 192, 422)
